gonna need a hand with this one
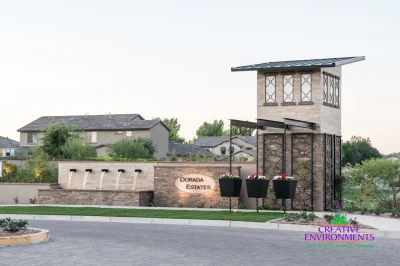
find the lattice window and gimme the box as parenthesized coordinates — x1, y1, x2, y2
(329, 76, 334, 104)
(265, 76, 276, 103)
(283, 75, 294, 102)
(323, 74, 329, 103)
(335, 77, 340, 106)
(301, 74, 312, 102)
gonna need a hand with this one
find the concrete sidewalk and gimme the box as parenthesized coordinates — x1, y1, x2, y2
(1, 204, 399, 232)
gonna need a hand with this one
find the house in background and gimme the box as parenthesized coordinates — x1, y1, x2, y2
(0, 136, 19, 158)
(192, 136, 256, 161)
(17, 114, 170, 160)
(168, 141, 215, 161)
(386, 153, 400, 161)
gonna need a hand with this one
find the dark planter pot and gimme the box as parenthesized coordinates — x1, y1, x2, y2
(219, 179, 242, 197)
(246, 179, 269, 198)
(273, 180, 297, 199)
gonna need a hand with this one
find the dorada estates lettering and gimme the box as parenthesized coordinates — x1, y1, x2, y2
(175, 174, 216, 194)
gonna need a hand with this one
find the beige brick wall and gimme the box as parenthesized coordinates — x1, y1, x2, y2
(154, 166, 241, 208)
(256, 68, 342, 135)
(58, 161, 155, 191)
(320, 67, 342, 136)
(38, 189, 153, 206)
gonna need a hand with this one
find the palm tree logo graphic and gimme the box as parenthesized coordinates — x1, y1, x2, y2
(331, 202, 349, 225)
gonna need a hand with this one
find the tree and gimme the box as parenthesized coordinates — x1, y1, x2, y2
(347, 158, 400, 210)
(108, 137, 156, 160)
(342, 136, 381, 166)
(223, 126, 255, 136)
(61, 138, 97, 160)
(196, 120, 225, 137)
(41, 122, 79, 159)
(153, 117, 185, 143)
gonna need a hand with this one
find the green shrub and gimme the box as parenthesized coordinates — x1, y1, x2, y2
(1, 162, 18, 181)
(284, 212, 316, 222)
(61, 138, 97, 160)
(376, 200, 392, 213)
(349, 218, 359, 225)
(2, 149, 57, 183)
(343, 203, 360, 213)
(0, 217, 28, 233)
(323, 214, 335, 223)
(109, 138, 156, 160)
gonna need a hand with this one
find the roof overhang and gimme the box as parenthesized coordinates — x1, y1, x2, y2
(231, 56, 365, 72)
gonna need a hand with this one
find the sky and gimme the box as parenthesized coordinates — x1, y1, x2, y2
(0, 0, 399, 154)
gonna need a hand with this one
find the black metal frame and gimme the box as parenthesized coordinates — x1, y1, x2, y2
(229, 117, 317, 213)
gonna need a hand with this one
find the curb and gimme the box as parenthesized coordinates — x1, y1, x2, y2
(0, 228, 50, 247)
(1, 214, 400, 240)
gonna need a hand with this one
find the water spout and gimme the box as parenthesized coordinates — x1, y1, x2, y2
(82, 171, 90, 189)
(115, 171, 122, 190)
(67, 172, 74, 189)
(99, 171, 106, 190)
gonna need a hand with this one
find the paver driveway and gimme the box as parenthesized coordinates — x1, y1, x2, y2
(1, 220, 399, 266)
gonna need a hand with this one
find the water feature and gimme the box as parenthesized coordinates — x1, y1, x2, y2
(67, 172, 73, 189)
(82, 169, 92, 189)
(132, 170, 138, 191)
(115, 169, 125, 190)
(99, 169, 108, 190)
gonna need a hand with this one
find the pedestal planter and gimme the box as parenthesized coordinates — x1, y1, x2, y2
(273, 180, 297, 199)
(218, 179, 242, 197)
(246, 179, 269, 198)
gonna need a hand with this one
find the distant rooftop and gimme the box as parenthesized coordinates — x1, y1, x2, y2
(193, 136, 256, 147)
(169, 141, 214, 157)
(231, 56, 365, 72)
(0, 136, 19, 148)
(17, 114, 170, 132)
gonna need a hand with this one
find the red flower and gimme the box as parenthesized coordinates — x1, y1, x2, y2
(251, 173, 259, 180)
(280, 173, 288, 180)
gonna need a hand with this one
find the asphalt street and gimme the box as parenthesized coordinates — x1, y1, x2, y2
(1, 221, 399, 266)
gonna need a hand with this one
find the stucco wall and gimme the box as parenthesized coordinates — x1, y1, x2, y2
(0, 183, 60, 204)
(149, 123, 169, 160)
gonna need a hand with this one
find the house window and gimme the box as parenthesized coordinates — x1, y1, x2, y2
(5, 149, 11, 157)
(91, 132, 97, 143)
(265, 76, 276, 103)
(329, 76, 334, 104)
(301, 74, 312, 102)
(86, 132, 97, 143)
(323, 72, 340, 107)
(283, 75, 294, 102)
(27, 133, 39, 144)
(323, 74, 329, 103)
(335, 77, 340, 106)
(126, 131, 132, 137)
(220, 147, 226, 155)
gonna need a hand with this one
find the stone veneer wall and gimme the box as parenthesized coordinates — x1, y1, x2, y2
(38, 189, 153, 206)
(257, 132, 326, 211)
(154, 166, 241, 208)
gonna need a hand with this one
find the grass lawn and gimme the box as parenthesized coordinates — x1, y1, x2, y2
(0, 206, 285, 223)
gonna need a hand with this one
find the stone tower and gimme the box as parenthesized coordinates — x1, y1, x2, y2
(232, 57, 364, 211)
